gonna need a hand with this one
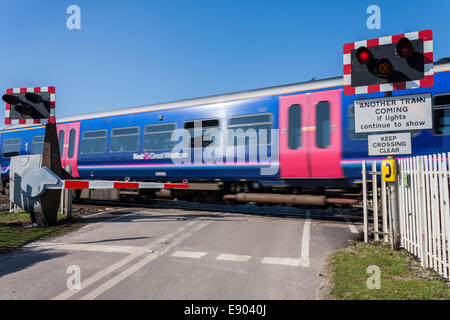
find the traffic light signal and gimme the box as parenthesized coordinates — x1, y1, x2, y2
(3, 87, 55, 125)
(343, 30, 433, 94)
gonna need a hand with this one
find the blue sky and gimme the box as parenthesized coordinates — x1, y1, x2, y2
(0, 0, 449, 120)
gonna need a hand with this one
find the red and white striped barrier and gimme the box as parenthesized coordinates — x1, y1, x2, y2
(47, 180, 189, 190)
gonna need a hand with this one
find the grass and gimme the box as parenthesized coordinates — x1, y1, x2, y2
(327, 241, 450, 300)
(0, 210, 83, 253)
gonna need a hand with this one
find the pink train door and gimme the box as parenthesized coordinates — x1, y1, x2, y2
(57, 122, 81, 177)
(308, 89, 343, 178)
(279, 94, 310, 177)
(279, 89, 343, 178)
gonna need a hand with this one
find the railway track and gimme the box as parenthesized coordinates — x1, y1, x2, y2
(71, 198, 365, 224)
(1, 193, 366, 224)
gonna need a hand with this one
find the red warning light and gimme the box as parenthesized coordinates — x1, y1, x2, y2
(396, 37, 413, 57)
(356, 47, 372, 64)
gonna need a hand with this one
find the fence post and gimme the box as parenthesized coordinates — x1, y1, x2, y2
(411, 157, 418, 257)
(438, 154, 448, 278)
(424, 155, 434, 269)
(398, 158, 405, 249)
(445, 153, 450, 276)
(418, 156, 428, 268)
(362, 160, 368, 243)
(413, 156, 421, 260)
(426, 155, 437, 271)
(372, 161, 379, 241)
(432, 154, 443, 275)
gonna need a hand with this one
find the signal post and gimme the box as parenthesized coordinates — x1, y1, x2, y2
(3, 87, 62, 226)
(343, 30, 434, 249)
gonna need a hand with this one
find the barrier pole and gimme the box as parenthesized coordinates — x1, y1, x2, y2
(60, 189, 64, 215)
(65, 165, 73, 220)
(390, 156, 400, 250)
(381, 178, 388, 243)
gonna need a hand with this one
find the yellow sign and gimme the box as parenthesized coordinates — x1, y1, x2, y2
(381, 159, 396, 182)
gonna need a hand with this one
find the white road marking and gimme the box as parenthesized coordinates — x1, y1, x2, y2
(348, 224, 359, 234)
(262, 257, 300, 266)
(52, 252, 142, 300)
(171, 250, 207, 259)
(79, 221, 210, 300)
(82, 208, 131, 218)
(26, 243, 144, 254)
(53, 220, 203, 300)
(216, 253, 251, 262)
(300, 212, 311, 267)
(338, 209, 359, 234)
(79, 209, 190, 232)
(245, 213, 312, 268)
(78, 212, 136, 231)
(24, 241, 58, 248)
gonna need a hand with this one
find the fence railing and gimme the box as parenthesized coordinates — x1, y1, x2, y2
(362, 153, 450, 279)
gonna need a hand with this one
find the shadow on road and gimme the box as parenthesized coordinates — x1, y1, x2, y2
(74, 236, 151, 244)
(0, 248, 67, 278)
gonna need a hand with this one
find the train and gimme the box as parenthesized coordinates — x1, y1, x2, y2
(1, 60, 449, 206)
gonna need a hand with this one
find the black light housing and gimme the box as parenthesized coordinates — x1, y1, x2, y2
(376, 59, 393, 77)
(14, 104, 33, 115)
(25, 92, 43, 104)
(396, 37, 413, 58)
(2, 94, 20, 105)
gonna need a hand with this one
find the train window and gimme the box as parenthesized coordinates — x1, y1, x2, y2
(58, 130, 65, 156)
(316, 101, 330, 148)
(432, 94, 450, 136)
(80, 130, 107, 154)
(68, 129, 76, 158)
(2, 138, 21, 158)
(288, 104, 302, 149)
(228, 113, 272, 146)
(144, 123, 177, 151)
(31, 136, 44, 155)
(184, 119, 219, 148)
(110, 126, 139, 153)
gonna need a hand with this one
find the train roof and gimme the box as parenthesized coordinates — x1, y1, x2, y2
(1, 62, 450, 131)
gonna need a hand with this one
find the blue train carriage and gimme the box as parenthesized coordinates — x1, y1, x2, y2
(0, 60, 449, 201)
(75, 94, 280, 182)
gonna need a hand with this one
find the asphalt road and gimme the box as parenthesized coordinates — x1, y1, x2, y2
(0, 206, 361, 300)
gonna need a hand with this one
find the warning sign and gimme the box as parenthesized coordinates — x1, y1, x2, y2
(354, 93, 432, 133)
(368, 133, 412, 156)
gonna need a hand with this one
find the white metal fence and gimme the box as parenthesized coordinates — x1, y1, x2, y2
(362, 153, 450, 279)
(398, 153, 450, 278)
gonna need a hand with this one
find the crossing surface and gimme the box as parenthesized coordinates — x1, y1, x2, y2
(0, 206, 361, 300)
